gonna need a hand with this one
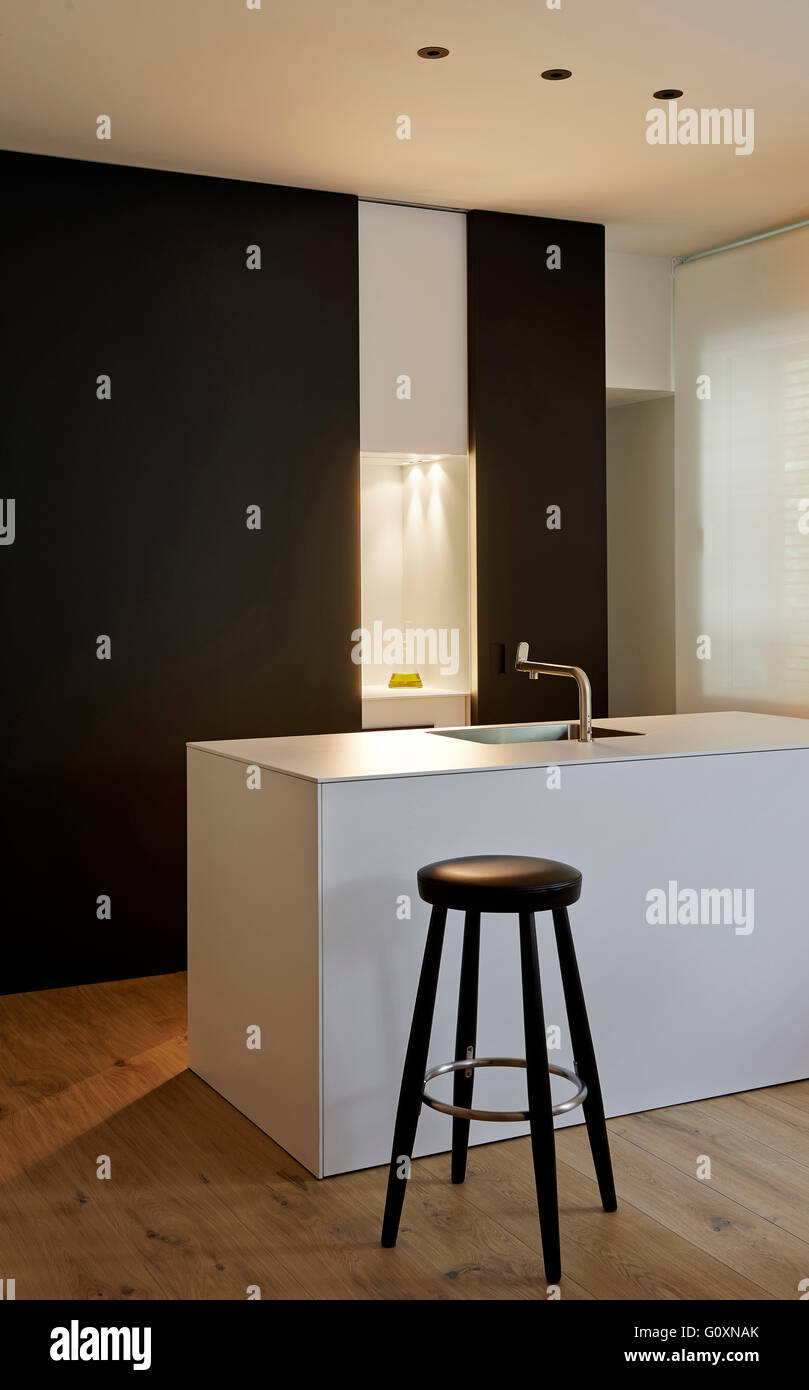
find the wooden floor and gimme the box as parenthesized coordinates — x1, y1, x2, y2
(1, 972, 808, 1300)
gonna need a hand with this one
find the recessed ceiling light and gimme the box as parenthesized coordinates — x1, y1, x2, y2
(417, 46, 449, 60)
(653, 88, 683, 100)
(541, 68, 572, 81)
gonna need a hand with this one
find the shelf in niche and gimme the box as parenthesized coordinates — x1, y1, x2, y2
(362, 685, 471, 700)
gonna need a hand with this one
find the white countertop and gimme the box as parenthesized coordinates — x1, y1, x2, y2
(187, 710, 809, 784)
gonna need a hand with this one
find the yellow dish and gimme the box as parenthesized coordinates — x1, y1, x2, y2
(388, 672, 423, 689)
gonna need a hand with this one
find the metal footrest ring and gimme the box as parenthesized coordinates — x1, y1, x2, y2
(422, 1056, 587, 1123)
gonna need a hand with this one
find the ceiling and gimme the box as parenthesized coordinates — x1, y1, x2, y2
(2, 0, 808, 257)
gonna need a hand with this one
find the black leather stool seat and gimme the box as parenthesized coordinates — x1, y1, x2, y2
(417, 855, 582, 914)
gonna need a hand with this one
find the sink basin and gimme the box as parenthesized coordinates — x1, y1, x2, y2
(431, 722, 645, 745)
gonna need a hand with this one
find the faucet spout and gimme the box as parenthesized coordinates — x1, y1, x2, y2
(515, 641, 593, 743)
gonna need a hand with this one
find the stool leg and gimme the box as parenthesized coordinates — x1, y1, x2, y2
(518, 911, 561, 1284)
(381, 905, 447, 1248)
(451, 911, 481, 1184)
(552, 907, 617, 1213)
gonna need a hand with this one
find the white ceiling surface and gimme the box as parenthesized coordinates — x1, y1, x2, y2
(2, 0, 808, 257)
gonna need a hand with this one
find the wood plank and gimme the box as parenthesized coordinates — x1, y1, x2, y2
(606, 1100, 809, 1253)
(440, 1135, 772, 1300)
(697, 1085, 809, 1168)
(1, 972, 805, 1300)
(559, 1121, 801, 1299)
(0, 973, 186, 1119)
(342, 1152, 595, 1300)
(755, 1078, 809, 1114)
(160, 1070, 524, 1301)
(0, 1037, 310, 1300)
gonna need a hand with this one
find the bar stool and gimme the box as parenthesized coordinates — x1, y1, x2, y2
(380, 854, 617, 1282)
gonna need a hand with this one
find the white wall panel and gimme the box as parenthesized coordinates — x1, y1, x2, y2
(606, 250, 673, 393)
(359, 201, 467, 455)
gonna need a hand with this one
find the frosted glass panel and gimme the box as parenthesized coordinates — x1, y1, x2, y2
(675, 229, 809, 717)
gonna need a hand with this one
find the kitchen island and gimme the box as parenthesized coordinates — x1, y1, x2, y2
(187, 711, 809, 1177)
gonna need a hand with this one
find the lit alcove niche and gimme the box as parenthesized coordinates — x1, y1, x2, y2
(359, 452, 471, 729)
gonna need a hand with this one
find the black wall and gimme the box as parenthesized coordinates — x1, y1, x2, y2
(1, 152, 360, 994)
(467, 210, 607, 726)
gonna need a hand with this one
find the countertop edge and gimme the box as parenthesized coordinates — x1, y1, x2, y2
(185, 734, 809, 785)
